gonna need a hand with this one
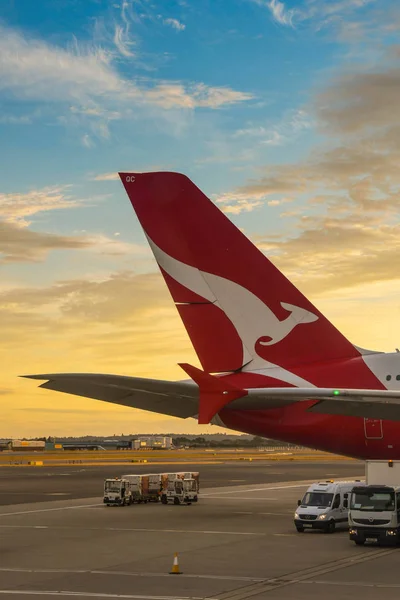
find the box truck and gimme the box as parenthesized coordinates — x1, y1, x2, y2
(349, 460, 400, 545)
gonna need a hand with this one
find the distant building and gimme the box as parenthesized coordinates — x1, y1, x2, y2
(132, 436, 172, 450)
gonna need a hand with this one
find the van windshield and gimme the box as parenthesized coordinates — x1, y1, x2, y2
(301, 492, 333, 507)
(350, 488, 395, 512)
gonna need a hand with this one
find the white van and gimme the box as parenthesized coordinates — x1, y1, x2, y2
(294, 480, 363, 533)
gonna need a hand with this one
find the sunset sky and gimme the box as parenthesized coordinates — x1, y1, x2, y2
(1, 0, 399, 438)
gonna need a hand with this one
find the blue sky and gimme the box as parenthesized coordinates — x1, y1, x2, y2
(1, 0, 399, 436)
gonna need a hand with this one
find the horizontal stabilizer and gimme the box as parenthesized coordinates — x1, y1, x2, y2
(20, 373, 199, 419)
(178, 363, 247, 424)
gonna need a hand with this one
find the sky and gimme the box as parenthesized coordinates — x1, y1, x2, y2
(1, 0, 399, 438)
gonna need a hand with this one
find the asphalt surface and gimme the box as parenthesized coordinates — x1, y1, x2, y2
(0, 460, 364, 506)
(1, 461, 398, 600)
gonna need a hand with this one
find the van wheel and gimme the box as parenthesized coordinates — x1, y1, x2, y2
(325, 521, 335, 534)
(161, 495, 167, 504)
(174, 497, 180, 505)
(296, 526, 304, 533)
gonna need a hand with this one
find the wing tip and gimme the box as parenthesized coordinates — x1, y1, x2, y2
(20, 374, 52, 381)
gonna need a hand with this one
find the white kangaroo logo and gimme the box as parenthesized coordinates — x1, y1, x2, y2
(146, 236, 319, 369)
(256, 302, 318, 346)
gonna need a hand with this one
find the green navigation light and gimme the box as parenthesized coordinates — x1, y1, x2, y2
(333, 390, 340, 396)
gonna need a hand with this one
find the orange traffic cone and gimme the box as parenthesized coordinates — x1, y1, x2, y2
(170, 552, 182, 574)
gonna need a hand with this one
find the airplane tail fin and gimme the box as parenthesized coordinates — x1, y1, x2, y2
(119, 172, 360, 374)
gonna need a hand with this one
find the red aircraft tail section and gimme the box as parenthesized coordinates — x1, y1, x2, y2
(119, 172, 361, 375)
(179, 363, 247, 424)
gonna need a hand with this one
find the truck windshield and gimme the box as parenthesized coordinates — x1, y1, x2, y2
(105, 482, 121, 493)
(301, 492, 333, 507)
(350, 489, 395, 512)
(184, 480, 196, 491)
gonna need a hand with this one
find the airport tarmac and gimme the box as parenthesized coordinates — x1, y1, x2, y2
(1, 460, 399, 600)
(0, 460, 363, 506)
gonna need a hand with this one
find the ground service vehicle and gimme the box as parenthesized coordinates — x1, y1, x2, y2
(103, 478, 132, 506)
(164, 476, 198, 505)
(121, 474, 150, 503)
(160, 472, 199, 504)
(349, 484, 400, 545)
(29, 172, 400, 461)
(148, 473, 162, 502)
(294, 481, 361, 533)
(349, 460, 400, 545)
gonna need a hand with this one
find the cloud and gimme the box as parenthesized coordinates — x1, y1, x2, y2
(267, 197, 292, 206)
(253, 0, 382, 37)
(0, 184, 149, 263)
(0, 224, 149, 265)
(0, 24, 252, 122)
(0, 26, 120, 103)
(82, 134, 94, 148)
(0, 271, 196, 370)
(163, 18, 186, 31)
(0, 221, 93, 264)
(214, 191, 264, 214)
(92, 172, 120, 181)
(227, 46, 400, 298)
(143, 82, 253, 109)
(257, 208, 400, 295)
(0, 114, 33, 125)
(86, 234, 151, 258)
(114, 24, 135, 57)
(267, 0, 296, 26)
(315, 67, 400, 135)
(0, 186, 80, 225)
(233, 109, 312, 146)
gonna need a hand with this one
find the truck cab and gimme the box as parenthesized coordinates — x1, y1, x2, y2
(294, 481, 361, 533)
(103, 478, 132, 506)
(165, 477, 198, 505)
(349, 484, 400, 545)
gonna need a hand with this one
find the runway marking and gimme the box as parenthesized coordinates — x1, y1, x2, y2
(211, 546, 398, 599)
(300, 580, 400, 588)
(203, 497, 278, 501)
(232, 511, 289, 516)
(0, 568, 263, 582)
(0, 593, 208, 599)
(201, 484, 307, 496)
(259, 512, 289, 516)
(0, 504, 101, 517)
(0, 524, 263, 536)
